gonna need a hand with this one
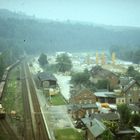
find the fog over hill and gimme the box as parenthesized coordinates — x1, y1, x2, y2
(0, 9, 140, 54)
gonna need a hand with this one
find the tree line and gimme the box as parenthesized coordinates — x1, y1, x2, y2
(110, 45, 140, 64)
(1, 9, 140, 54)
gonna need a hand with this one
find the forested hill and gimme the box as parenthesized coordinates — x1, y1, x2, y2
(0, 9, 140, 54)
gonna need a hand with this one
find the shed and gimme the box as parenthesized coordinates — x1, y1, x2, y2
(94, 92, 116, 103)
(82, 118, 106, 140)
(91, 112, 120, 122)
(38, 72, 57, 87)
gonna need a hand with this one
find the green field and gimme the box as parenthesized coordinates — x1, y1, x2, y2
(54, 128, 84, 140)
(50, 93, 66, 105)
(3, 66, 23, 114)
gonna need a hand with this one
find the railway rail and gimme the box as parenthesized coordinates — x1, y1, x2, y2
(22, 61, 49, 140)
(0, 119, 19, 140)
(21, 63, 35, 140)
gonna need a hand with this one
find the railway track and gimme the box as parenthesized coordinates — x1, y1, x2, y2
(0, 119, 19, 140)
(22, 61, 49, 140)
(21, 64, 35, 140)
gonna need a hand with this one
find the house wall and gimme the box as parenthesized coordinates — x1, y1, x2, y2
(108, 75, 119, 90)
(125, 84, 140, 104)
(72, 109, 85, 119)
(69, 90, 96, 104)
(116, 97, 126, 104)
(69, 90, 97, 119)
(91, 73, 119, 90)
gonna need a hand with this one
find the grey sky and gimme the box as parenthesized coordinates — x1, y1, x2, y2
(0, 0, 140, 27)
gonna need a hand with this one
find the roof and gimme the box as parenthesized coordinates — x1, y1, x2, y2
(91, 66, 118, 78)
(117, 130, 135, 134)
(73, 88, 93, 97)
(91, 112, 120, 121)
(38, 72, 57, 82)
(119, 77, 132, 86)
(67, 104, 98, 111)
(134, 126, 140, 133)
(94, 92, 116, 98)
(96, 89, 109, 92)
(82, 118, 106, 138)
(0, 104, 2, 109)
(128, 104, 140, 112)
(123, 80, 140, 93)
(81, 104, 98, 109)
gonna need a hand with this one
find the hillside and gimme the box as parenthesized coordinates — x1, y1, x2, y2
(0, 9, 140, 54)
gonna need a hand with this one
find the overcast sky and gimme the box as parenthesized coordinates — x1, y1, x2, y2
(0, 0, 140, 27)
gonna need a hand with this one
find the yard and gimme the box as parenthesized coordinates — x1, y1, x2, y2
(49, 93, 67, 105)
(54, 128, 84, 140)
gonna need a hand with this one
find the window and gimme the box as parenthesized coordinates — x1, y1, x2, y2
(91, 109, 94, 113)
(89, 100, 92, 104)
(86, 110, 89, 115)
(84, 100, 87, 104)
(130, 99, 132, 103)
(128, 92, 131, 96)
(133, 87, 137, 91)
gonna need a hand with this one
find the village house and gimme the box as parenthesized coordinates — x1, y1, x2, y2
(37, 72, 57, 88)
(134, 126, 140, 139)
(116, 130, 135, 139)
(68, 104, 98, 119)
(81, 118, 106, 140)
(68, 105, 85, 119)
(116, 80, 140, 105)
(91, 112, 120, 122)
(69, 89, 98, 119)
(69, 88, 96, 105)
(128, 104, 140, 114)
(94, 91, 116, 104)
(119, 76, 133, 89)
(116, 96, 126, 104)
(90, 66, 119, 90)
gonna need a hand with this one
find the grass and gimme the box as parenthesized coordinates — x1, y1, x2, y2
(54, 128, 84, 140)
(3, 66, 23, 115)
(50, 93, 66, 105)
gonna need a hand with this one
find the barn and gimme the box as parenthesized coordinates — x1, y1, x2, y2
(37, 72, 57, 88)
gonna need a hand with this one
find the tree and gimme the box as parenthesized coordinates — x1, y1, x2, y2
(101, 130, 114, 140)
(70, 69, 96, 91)
(135, 133, 140, 140)
(38, 53, 48, 66)
(56, 53, 72, 73)
(132, 49, 140, 64)
(71, 69, 90, 86)
(103, 120, 119, 134)
(130, 114, 140, 127)
(127, 66, 136, 77)
(117, 104, 131, 128)
(95, 79, 109, 89)
(126, 66, 140, 82)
